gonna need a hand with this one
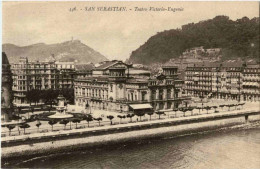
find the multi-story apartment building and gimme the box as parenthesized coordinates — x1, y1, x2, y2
(242, 64, 260, 101)
(11, 57, 86, 104)
(185, 61, 260, 101)
(55, 61, 76, 89)
(74, 61, 186, 113)
(11, 57, 59, 104)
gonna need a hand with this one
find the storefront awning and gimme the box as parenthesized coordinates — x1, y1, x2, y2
(129, 104, 153, 110)
(158, 109, 172, 112)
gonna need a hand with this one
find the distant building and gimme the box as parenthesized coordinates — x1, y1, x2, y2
(185, 60, 260, 101)
(242, 64, 260, 101)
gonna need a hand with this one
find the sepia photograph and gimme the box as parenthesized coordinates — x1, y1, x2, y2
(1, 1, 260, 168)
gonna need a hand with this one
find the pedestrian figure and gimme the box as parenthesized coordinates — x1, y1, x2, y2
(137, 118, 138, 122)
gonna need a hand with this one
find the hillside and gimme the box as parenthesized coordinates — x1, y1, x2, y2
(2, 40, 108, 63)
(129, 16, 259, 65)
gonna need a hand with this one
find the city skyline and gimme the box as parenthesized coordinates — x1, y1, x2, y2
(3, 1, 259, 61)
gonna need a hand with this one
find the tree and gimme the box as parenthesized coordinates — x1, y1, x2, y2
(182, 109, 188, 117)
(234, 104, 238, 110)
(240, 102, 245, 109)
(117, 115, 125, 124)
(212, 106, 218, 113)
(42, 89, 59, 111)
(135, 111, 145, 121)
(94, 117, 102, 126)
(6, 125, 15, 136)
(126, 114, 135, 122)
(173, 108, 178, 117)
(155, 111, 165, 119)
(48, 120, 57, 131)
(61, 88, 74, 104)
(60, 119, 69, 130)
(72, 118, 81, 129)
(205, 106, 211, 114)
(84, 115, 93, 127)
(227, 104, 233, 111)
(26, 89, 41, 105)
(188, 107, 195, 116)
(196, 107, 202, 114)
(25, 90, 35, 106)
(20, 123, 30, 134)
(147, 112, 154, 120)
(107, 115, 114, 125)
(36, 121, 42, 132)
(219, 105, 225, 110)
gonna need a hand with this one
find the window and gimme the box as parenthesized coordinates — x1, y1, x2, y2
(141, 92, 146, 101)
(110, 84, 113, 92)
(82, 88, 85, 95)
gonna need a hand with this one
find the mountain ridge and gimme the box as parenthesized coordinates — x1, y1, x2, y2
(129, 16, 259, 65)
(2, 40, 108, 63)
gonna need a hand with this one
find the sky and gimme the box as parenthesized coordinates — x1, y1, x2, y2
(2, 1, 259, 61)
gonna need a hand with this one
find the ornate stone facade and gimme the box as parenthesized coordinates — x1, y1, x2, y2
(1, 52, 13, 122)
(74, 61, 187, 113)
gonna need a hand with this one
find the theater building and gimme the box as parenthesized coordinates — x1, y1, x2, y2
(74, 61, 186, 113)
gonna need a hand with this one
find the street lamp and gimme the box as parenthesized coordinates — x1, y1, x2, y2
(199, 95, 204, 110)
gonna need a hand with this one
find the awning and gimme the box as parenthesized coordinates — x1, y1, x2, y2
(158, 109, 172, 112)
(1, 120, 25, 126)
(129, 104, 153, 110)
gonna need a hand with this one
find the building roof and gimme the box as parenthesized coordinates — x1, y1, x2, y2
(95, 60, 131, 70)
(75, 64, 94, 71)
(246, 59, 258, 65)
(162, 65, 178, 69)
(128, 69, 151, 75)
(77, 76, 109, 82)
(95, 60, 119, 70)
(246, 64, 260, 69)
(222, 60, 244, 68)
(192, 61, 221, 67)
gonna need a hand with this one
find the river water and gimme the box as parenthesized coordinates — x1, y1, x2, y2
(3, 122, 260, 169)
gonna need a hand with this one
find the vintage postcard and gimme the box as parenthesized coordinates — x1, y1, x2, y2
(1, 1, 259, 168)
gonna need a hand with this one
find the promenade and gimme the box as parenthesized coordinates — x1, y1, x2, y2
(1, 100, 259, 137)
(2, 101, 260, 145)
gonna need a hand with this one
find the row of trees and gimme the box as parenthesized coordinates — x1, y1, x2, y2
(5, 102, 245, 136)
(26, 88, 74, 107)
